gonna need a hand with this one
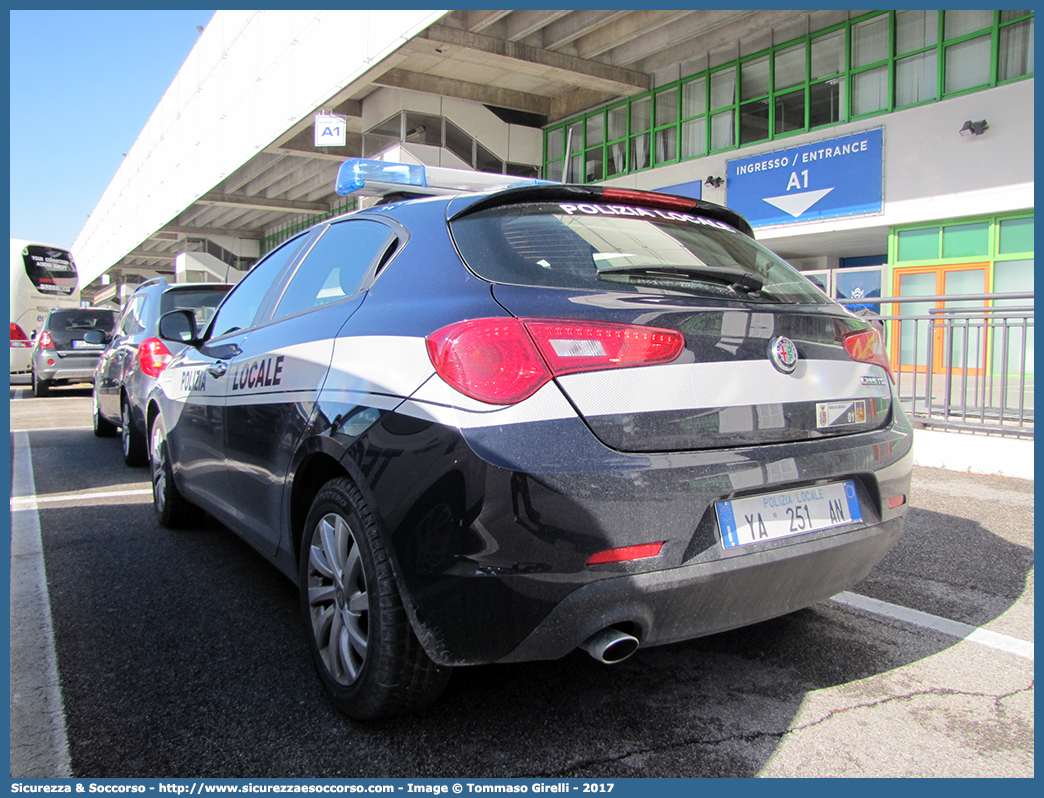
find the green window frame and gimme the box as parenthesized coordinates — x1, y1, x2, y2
(542, 10, 1033, 183)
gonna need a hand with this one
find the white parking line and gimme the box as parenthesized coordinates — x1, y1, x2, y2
(9, 427, 94, 433)
(832, 591, 1034, 661)
(10, 488, 152, 511)
(9, 431, 72, 777)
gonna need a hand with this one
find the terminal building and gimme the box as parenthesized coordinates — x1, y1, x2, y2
(74, 9, 1034, 393)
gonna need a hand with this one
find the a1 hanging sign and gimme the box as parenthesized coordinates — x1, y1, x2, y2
(314, 114, 347, 147)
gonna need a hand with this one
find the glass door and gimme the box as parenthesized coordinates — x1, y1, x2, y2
(892, 264, 988, 374)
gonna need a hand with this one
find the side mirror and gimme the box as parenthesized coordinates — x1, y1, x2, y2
(158, 309, 200, 345)
(83, 329, 108, 345)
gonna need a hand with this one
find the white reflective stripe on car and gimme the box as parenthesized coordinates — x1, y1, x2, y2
(159, 335, 436, 409)
(224, 338, 335, 406)
(322, 335, 434, 400)
(556, 359, 891, 417)
(399, 379, 576, 429)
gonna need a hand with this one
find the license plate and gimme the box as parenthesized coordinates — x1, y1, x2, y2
(716, 480, 862, 549)
(817, 400, 867, 427)
(72, 340, 103, 349)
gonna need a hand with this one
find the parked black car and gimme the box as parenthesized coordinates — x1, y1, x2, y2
(90, 277, 232, 465)
(30, 307, 116, 397)
(145, 160, 913, 720)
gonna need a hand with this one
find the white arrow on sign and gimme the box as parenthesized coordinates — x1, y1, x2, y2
(763, 187, 834, 218)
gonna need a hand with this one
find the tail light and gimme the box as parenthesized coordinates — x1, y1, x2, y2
(600, 187, 697, 211)
(37, 331, 54, 349)
(137, 337, 173, 378)
(426, 317, 683, 405)
(843, 327, 894, 384)
(10, 323, 31, 348)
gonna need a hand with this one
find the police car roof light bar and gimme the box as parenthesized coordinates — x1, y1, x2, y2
(335, 159, 428, 197)
(335, 158, 557, 198)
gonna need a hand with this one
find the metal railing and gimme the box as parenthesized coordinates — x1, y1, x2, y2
(848, 292, 1034, 438)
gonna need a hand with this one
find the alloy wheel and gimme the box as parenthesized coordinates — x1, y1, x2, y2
(306, 512, 369, 686)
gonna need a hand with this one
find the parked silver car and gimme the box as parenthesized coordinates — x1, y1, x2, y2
(91, 278, 231, 465)
(30, 307, 116, 397)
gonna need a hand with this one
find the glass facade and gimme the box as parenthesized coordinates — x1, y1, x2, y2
(544, 10, 1034, 181)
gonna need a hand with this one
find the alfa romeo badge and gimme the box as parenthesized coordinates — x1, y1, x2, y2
(769, 336, 799, 374)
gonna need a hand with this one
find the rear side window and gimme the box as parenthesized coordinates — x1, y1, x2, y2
(271, 219, 395, 321)
(118, 294, 148, 336)
(450, 202, 828, 304)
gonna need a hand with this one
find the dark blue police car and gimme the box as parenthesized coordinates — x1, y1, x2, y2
(147, 159, 913, 719)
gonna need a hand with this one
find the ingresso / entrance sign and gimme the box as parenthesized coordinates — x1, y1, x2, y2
(726, 128, 883, 227)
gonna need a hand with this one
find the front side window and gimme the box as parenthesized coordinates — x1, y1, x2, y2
(450, 202, 828, 304)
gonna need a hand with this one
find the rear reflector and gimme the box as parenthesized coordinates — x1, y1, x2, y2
(586, 542, 664, 565)
(888, 494, 906, 509)
(427, 318, 683, 405)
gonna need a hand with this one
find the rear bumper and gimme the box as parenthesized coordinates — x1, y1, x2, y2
(351, 405, 913, 667)
(498, 515, 903, 663)
(34, 352, 101, 383)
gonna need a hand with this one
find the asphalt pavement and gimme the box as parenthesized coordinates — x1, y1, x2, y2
(9, 382, 1034, 778)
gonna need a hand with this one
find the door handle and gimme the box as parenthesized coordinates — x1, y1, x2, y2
(208, 361, 228, 378)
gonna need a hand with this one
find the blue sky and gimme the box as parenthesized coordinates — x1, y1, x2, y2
(9, 9, 216, 250)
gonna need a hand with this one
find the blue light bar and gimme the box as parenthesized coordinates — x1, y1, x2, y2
(335, 158, 428, 196)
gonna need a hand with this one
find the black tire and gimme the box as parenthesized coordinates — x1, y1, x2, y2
(121, 399, 148, 466)
(299, 476, 450, 720)
(149, 415, 202, 528)
(92, 388, 118, 437)
(31, 370, 50, 397)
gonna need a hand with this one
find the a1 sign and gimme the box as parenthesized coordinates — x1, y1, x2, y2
(726, 129, 883, 227)
(314, 114, 347, 147)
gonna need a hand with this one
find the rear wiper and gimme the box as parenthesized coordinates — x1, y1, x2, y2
(597, 264, 764, 294)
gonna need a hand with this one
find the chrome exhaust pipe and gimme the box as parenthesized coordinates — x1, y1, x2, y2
(580, 628, 639, 664)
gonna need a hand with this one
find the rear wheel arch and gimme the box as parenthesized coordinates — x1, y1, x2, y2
(120, 389, 148, 466)
(290, 449, 352, 564)
(146, 401, 161, 443)
(288, 442, 434, 647)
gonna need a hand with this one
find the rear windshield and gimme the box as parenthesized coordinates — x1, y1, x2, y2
(449, 202, 829, 304)
(46, 309, 115, 331)
(160, 287, 230, 329)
